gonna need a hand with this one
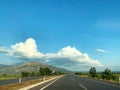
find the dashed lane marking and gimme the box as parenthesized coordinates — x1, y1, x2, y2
(78, 83, 88, 90)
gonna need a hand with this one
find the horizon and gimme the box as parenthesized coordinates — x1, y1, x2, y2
(0, 0, 120, 71)
(1, 61, 120, 72)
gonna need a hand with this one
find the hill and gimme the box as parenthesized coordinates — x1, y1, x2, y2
(0, 62, 70, 75)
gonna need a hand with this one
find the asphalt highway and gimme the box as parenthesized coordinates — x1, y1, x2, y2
(29, 75, 120, 90)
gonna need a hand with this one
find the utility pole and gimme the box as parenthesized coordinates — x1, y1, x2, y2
(43, 76, 45, 81)
(43, 73, 45, 81)
(19, 78, 21, 83)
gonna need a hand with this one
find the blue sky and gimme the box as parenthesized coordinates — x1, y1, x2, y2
(0, 0, 120, 71)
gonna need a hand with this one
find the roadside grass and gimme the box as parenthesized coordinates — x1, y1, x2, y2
(0, 75, 20, 80)
(78, 73, 120, 84)
(96, 73, 120, 82)
(0, 75, 60, 90)
(0, 78, 43, 90)
(112, 73, 120, 82)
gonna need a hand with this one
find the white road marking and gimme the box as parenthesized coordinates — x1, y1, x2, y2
(78, 83, 88, 90)
(40, 78, 59, 90)
(19, 76, 63, 90)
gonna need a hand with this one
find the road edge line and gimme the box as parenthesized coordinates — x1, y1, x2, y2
(40, 78, 59, 90)
(18, 76, 63, 90)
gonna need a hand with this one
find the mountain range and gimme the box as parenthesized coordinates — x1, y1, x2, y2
(0, 62, 71, 75)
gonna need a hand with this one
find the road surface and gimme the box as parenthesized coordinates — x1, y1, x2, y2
(29, 75, 120, 90)
(0, 76, 43, 86)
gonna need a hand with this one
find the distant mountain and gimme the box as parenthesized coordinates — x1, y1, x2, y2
(0, 64, 9, 68)
(0, 62, 71, 75)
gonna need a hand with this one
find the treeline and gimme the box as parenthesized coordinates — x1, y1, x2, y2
(89, 67, 119, 81)
(75, 67, 119, 82)
(21, 67, 63, 77)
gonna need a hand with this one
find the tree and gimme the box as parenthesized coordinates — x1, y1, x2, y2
(3, 74, 7, 77)
(54, 71, 58, 75)
(39, 67, 45, 75)
(101, 68, 112, 80)
(89, 67, 97, 78)
(39, 67, 52, 76)
(29, 72, 36, 77)
(21, 71, 29, 77)
(36, 72, 41, 76)
(44, 67, 52, 75)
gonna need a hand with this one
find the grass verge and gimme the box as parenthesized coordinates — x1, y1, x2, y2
(0, 75, 60, 90)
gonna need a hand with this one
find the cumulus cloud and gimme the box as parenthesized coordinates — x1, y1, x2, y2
(11, 38, 43, 58)
(0, 38, 103, 70)
(96, 49, 107, 53)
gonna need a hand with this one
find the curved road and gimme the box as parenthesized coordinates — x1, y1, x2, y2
(29, 75, 120, 90)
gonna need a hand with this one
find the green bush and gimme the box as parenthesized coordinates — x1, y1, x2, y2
(74, 72, 82, 75)
(111, 75, 119, 82)
(89, 67, 97, 78)
(101, 68, 118, 81)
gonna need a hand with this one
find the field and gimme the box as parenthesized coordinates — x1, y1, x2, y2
(0, 75, 20, 80)
(113, 73, 120, 77)
(76, 73, 120, 83)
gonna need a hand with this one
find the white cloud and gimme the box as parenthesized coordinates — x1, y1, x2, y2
(10, 38, 43, 58)
(0, 47, 8, 53)
(57, 46, 103, 66)
(96, 49, 107, 53)
(0, 38, 103, 70)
